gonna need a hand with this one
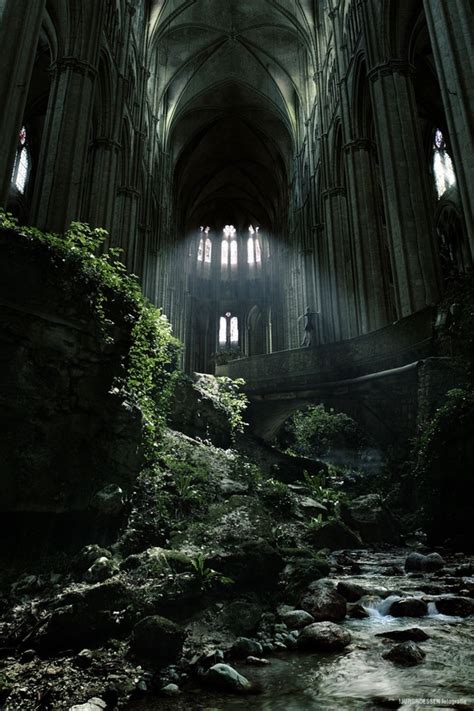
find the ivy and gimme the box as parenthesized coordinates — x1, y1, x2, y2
(193, 374, 249, 434)
(0, 209, 180, 458)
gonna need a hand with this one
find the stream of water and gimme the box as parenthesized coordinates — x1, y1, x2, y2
(126, 550, 474, 710)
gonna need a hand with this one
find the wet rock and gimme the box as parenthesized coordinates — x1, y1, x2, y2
(189, 647, 224, 672)
(161, 683, 180, 695)
(297, 496, 328, 517)
(382, 641, 425, 666)
(376, 628, 429, 642)
(91, 484, 125, 515)
(435, 596, 474, 617)
(75, 649, 94, 669)
(301, 581, 347, 622)
(336, 580, 367, 602)
(341, 494, 400, 544)
(205, 663, 253, 693)
(405, 551, 445, 573)
(297, 621, 352, 652)
(281, 609, 314, 629)
(209, 540, 283, 587)
(84, 556, 119, 583)
(381, 565, 404, 576)
(246, 656, 270, 665)
(69, 699, 106, 711)
(219, 478, 249, 496)
(389, 598, 428, 617)
(231, 637, 263, 658)
(220, 600, 263, 636)
(347, 603, 369, 619)
(307, 520, 362, 551)
(130, 615, 185, 664)
(74, 545, 113, 574)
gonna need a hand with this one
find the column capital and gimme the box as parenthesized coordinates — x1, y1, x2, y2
(95, 137, 121, 152)
(118, 186, 140, 198)
(368, 59, 415, 82)
(52, 56, 98, 79)
(343, 138, 376, 153)
(322, 186, 345, 198)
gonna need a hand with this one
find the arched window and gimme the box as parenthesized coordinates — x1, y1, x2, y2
(433, 129, 456, 199)
(204, 237, 212, 263)
(11, 126, 30, 194)
(222, 224, 237, 269)
(247, 225, 262, 266)
(197, 238, 204, 261)
(219, 311, 239, 348)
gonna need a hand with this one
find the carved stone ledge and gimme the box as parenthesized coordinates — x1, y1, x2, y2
(368, 60, 415, 82)
(343, 138, 376, 153)
(52, 56, 98, 79)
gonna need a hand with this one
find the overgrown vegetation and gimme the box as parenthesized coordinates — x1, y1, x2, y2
(0, 209, 180, 457)
(437, 270, 474, 383)
(192, 374, 249, 434)
(278, 403, 369, 464)
(412, 387, 474, 546)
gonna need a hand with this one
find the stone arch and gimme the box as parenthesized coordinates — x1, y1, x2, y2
(247, 305, 266, 357)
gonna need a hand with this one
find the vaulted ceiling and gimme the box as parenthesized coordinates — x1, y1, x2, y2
(148, 0, 317, 232)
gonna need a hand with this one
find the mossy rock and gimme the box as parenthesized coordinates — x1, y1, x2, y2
(130, 615, 185, 663)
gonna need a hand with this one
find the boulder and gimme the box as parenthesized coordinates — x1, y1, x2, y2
(281, 609, 314, 630)
(376, 628, 429, 642)
(84, 557, 119, 584)
(336, 580, 367, 602)
(342, 494, 400, 544)
(382, 641, 425, 666)
(347, 603, 369, 619)
(308, 520, 362, 551)
(130, 615, 185, 664)
(435, 596, 474, 617)
(91, 484, 125, 515)
(297, 622, 352, 652)
(74, 545, 112, 574)
(389, 598, 428, 617)
(205, 663, 253, 693)
(37, 605, 118, 652)
(405, 552, 445, 573)
(301, 581, 346, 622)
(69, 699, 106, 711)
(231, 637, 263, 658)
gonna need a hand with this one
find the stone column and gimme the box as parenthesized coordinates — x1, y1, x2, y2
(368, 61, 441, 316)
(85, 138, 121, 232)
(344, 139, 389, 332)
(323, 187, 359, 341)
(115, 187, 140, 272)
(423, 0, 474, 254)
(0, 0, 46, 204)
(30, 56, 99, 232)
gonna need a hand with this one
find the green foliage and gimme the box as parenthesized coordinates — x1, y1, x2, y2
(436, 270, 474, 383)
(190, 553, 233, 591)
(280, 404, 366, 460)
(259, 477, 295, 515)
(0, 210, 180, 457)
(303, 470, 347, 517)
(194, 375, 249, 434)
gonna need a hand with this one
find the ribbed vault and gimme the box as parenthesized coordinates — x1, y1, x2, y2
(148, 0, 316, 232)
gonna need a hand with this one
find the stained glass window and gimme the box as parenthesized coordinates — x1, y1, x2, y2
(11, 126, 30, 194)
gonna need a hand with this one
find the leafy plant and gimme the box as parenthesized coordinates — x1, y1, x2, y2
(190, 553, 233, 590)
(194, 375, 249, 434)
(0, 209, 181, 457)
(259, 478, 295, 515)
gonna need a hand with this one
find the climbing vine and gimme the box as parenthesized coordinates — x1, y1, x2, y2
(0, 209, 181, 457)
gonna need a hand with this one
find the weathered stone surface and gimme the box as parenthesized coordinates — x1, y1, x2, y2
(336, 580, 367, 602)
(382, 641, 426, 666)
(405, 551, 445, 573)
(347, 603, 369, 619)
(297, 622, 352, 652)
(0, 231, 144, 524)
(435, 596, 474, 617)
(301, 581, 347, 622)
(389, 598, 428, 617)
(130, 616, 185, 663)
(308, 520, 362, 551)
(376, 628, 429, 642)
(69, 699, 106, 711)
(281, 609, 314, 630)
(84, 557, 119, 584)
(341, 494, 400, 544)
(231, 637, 263, 658)
(205, 663, 253, 693)
(74, 545, 113, 574)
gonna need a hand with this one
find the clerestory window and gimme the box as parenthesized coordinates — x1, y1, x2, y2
(433, 129, 456, 199)
(219, 311, 239, 347)
(247, 225, 262, 265)
(222, 224, 237, 268)
(11, 126, 30, 195)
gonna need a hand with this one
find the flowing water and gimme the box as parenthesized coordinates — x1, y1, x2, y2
(127, 550, 474, 710)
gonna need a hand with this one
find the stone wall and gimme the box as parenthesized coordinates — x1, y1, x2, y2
(0, 228, 144, 519)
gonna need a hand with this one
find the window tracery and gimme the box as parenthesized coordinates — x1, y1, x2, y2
(433, 128, 456, 199)
(11, 126, 30, 195)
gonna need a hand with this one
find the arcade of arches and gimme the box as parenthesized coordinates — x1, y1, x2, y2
(0, 0, 472, 374)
